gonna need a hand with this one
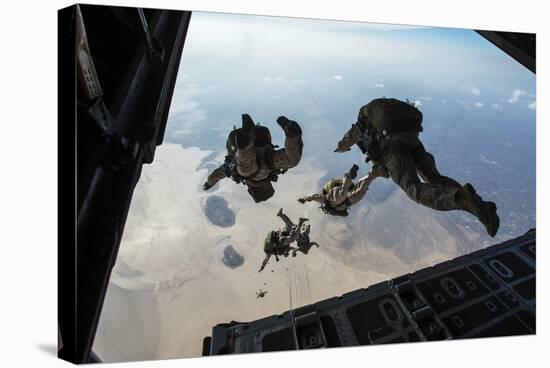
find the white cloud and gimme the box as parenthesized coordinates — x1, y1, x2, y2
(456, 100, 470, 110)
(528, 100, 536, 110)
(374, 83, 384, 88)
(418, 97, 431, 101)
(288, 79, 307, 87)
(168, 84, 210, 115)
(508, 89, 526, 104)
(414, 100, 422, 107)
(333, 75, 344, 81)
(474, 102, 484, 108)
(492, 103, 503, 110)
(468, 86, 481, 95)
(260, 76, 288, 84)
(163, 83, 222, 143)
(261, 76, 307, 87)
(479, 153, 498, 166)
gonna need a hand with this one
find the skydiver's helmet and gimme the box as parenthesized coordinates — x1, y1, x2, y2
(264, 230, 280, 253)
(226, 129, 239, 154)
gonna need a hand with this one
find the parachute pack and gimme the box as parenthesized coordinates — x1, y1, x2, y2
(223, 114, 283, 203)
(226, 114, 273, 154)
(320, 178, 352, 217)
(360, 98, 423, 133)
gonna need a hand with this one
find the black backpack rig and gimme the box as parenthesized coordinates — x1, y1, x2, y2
(355, 98, 423, 163)
(223, 114, 287, 203)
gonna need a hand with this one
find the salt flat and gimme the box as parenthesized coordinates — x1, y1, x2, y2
(94, 144, 466, 361)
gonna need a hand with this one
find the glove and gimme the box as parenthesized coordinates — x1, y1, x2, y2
(334, 143, 351, 153)
(297, 198, 306, 204)
(277, 116, 302, 137)
(276, 116, 290, 127)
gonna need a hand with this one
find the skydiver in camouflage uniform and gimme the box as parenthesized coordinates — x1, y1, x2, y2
(292, 220, 319, 257)
(259, 209, 318, 272)
(335, 97, 500, 237)
(203, 114, 303, 203)
(275, 208, 319, 256)
(298, 164, 387, 216)
(274, 208, 317, 252)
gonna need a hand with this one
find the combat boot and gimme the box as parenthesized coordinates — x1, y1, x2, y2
(241, 113, 255, 132)
(456, 183, 500, 237)
(276, 116, 302, 137)
(345, 164, 359, 180)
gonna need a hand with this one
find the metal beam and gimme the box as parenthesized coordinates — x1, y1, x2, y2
(476, 30, 536, 74)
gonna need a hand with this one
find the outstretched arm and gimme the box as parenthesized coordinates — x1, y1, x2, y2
(203, 164, 229, 190)
(271, 116, 303, 170)
(335, 123, 362, 153)
(298, 193, 324, 204)
(258, 252, 272, 273)
(346, 165, 388, 205)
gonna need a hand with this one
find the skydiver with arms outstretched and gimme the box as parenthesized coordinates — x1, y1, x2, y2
(203, 114, 303, 203)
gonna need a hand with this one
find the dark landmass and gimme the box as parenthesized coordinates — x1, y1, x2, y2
(222, 245, 244, 268)
(204, 195, 236, 228)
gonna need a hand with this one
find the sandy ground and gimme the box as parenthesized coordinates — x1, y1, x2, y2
(94, 144, 467, 362)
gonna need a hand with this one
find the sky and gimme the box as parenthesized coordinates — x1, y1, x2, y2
(94, 11, 536, 362)
(166, 11, 536, 241)
(166, 12, 535, 176)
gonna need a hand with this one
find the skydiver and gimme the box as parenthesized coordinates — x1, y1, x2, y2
(334, 97, 499, 236)
(298, 164, 387, 216)
(259, 209, 318, 272)
(292, 219, 319, 257)
(202, 114, 303, 203)
(275, 208, 318, 255)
